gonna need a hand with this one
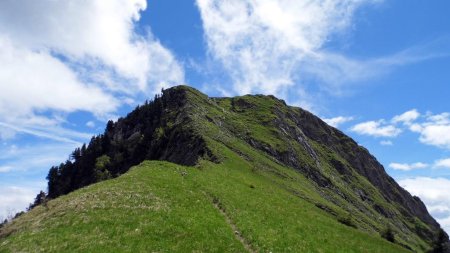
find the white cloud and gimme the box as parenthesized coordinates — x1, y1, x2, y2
(323, 116, 353, 128)
(0, 0, 184, 91)
(435, 158, 450, 169)
(409, 123, 423, 133)
(195, 0, 450, 107)
(419, 125, 450, 149)
(0, 125, 16, 140)
(86, 121, 96, 128)
(196, 0, 381, 96)
(389, 162, 428, 171)
(380, 140, 393, 146)
(0, 184, 43, 222)
(0, 166, 12, 173)
(0, 37, 119, 119)
(392, 109, 420, 125)
(350, 120, 401, 137)
(351, 110, 450, 150)
(0, 121, 91, 144)
(428, 113, 450, 125)
(414, 113, 450, 149)
(301, 45, 448, 89)
(0, 0, 184, 141)
(0, 143, 73, 220)
(0, 142, 79, 174)
(399, 177, 450, 233)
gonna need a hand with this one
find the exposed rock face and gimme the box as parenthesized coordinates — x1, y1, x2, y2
(212, 91, 442, 246)
(295, 109, 439, 229)
(107, 87, 213, 167)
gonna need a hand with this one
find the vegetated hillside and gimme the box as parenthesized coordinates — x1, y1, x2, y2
(0, 86, 448, 252)
(0, 161, 411, 252)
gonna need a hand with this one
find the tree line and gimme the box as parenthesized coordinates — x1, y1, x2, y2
(45, 93, 165, 199)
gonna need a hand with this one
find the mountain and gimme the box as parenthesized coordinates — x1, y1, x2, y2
(0, 85, 448, 252)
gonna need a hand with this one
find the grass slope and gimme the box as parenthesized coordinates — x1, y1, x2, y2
(1, 157, 408, 252)
(0, 86, 431, 251)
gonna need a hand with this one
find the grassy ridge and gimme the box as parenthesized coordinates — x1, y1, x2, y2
(0, 161, 245, 252)
(1, 157, 408, 252)
(0, 86, 433, 251)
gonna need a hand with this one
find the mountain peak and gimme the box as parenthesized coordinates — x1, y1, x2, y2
(1, 85, 447, 252)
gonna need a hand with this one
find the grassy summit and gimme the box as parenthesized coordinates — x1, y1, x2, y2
(0, 86, 445, 252)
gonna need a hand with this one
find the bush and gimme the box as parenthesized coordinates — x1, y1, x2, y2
(381, 226, 395, 243)
(0, 219, 7, 229)
(94, 155, 112, 181)
(28, 191, 48, 210)
(13, 211, 25, 219)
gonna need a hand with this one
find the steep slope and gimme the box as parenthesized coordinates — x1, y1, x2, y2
(0, 85, 446, 252)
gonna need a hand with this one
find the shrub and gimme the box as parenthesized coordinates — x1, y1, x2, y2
(94, 155, 112, 181)
(381, 226, 395, 243)
(0, 219, 7, 229)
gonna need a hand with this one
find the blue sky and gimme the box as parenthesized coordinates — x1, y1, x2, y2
(1, 0, 450, 232)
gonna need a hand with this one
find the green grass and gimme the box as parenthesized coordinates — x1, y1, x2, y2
(203, 93, 431, 251)
(1, 156, 409, 252)
(0, 161, 245, 252)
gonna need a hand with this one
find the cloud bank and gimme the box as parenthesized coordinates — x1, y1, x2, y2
(0, 0, 184, 140)
(0, 185, 42, 221)
(389, 162, 428, 171)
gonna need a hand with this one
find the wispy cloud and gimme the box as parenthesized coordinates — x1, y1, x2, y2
(323, 116, 354, 128)
(434, 158, 450, 169)
(0, 142, 78, 220)
(311, 39, 450, 88)
(350, 109, 450, 150)
(389, 162, 428, 171)
(0, 122, 90, 144)
(0, 166, 12, 173)
(350, 120, 401, 138)
(196, 0, 382, 98)
(195, 0, 450, 109)
(86, 121, 96, 128)
(392, 109, 420, 125)
(0, 142, 79, 174)
(389, 157, 450, 172)
(0, 183, 45, 221)
(380, 140, 393, 146)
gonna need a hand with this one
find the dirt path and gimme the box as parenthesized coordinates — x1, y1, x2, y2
(210, 197, 257, 253)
